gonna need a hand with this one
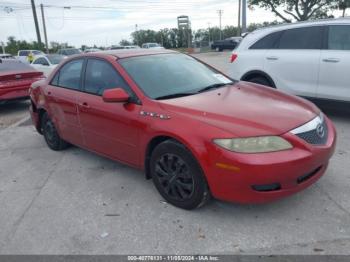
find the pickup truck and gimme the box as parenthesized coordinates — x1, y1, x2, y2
(16, 50, 44, 64)
(211, 37, 242, 52)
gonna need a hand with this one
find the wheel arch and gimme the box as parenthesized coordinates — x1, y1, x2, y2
(241, 70, 276, 88)
(143, 134, 203, 180)
(36, 107, 48, 134)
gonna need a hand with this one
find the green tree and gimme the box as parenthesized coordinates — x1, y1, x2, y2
(247, 20, 282, 31)
(249, 0, 338, 22)
(131, 29, 158, 46)
(119, 39, 132, 46)
(339, 0, 350, 16)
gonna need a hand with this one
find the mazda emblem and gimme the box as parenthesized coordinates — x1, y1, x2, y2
(316, 124, 325, 138)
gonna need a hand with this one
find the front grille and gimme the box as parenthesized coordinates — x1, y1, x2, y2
(296, 120, 328, 145)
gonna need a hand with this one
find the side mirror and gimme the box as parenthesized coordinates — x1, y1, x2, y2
(102, 88, 129, 103)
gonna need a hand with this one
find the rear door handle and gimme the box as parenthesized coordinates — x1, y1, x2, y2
(322, 58, 340, 63)
(266, 56, 279, 61)
(79, 102, 90, 109)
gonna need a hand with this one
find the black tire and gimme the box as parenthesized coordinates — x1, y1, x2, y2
(41, 112, 69, 151)
(150, 140, 210, 210)
(247, 76, 273, 87)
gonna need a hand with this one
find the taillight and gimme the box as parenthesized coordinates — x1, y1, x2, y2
(230, 53, 238, 63)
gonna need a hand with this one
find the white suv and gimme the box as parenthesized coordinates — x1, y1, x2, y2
(229, 18, 350, 102)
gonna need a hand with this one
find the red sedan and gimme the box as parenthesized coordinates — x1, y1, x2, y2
(29, 50, 336, 209)
(0, 59, 44, 103)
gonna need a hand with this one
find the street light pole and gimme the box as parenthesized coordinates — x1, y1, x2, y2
(217, 10, 223, 40)
(237, 0, 241, 36)
(208, 22, 211, 44)
(241, 0, 247, 33)
(1, 42, 5, 54)
(135, 24, 139, 46)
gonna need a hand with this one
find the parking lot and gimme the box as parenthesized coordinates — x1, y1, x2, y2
(0, 51, 349, 254)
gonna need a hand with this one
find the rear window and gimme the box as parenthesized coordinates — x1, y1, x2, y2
(277, 26, 323, 49)
(0, 60, 35, 72)
(47, 55, 64, 65)
(60, 49, 81, 55)
(250, 31, 282, 49)
(18, 51, 30, 56)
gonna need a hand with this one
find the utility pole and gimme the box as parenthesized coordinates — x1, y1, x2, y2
(237, 0, 241, 36)
(31, 0, 42, 46)
(135, 24, 139, 46)
(241, 0, 247, 33)
(217, 10, 223, 40)
(207, 22, 211, 44)
(1, 42, 5, 54)
(40, 4, 49, 53)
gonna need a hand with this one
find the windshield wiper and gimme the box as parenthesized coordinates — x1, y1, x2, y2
(155, 92, 195, 100)
(197, 83, 231, 93)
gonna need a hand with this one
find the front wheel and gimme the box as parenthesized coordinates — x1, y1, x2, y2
(150, 140, 210, 210)
(41, 112, 69, 151)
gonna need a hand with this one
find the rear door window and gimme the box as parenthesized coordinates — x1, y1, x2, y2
(328, 25, 350, 50)
(277, 26, 323, 49)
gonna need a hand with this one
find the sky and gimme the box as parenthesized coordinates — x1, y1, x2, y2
(0, 0, 347, 48)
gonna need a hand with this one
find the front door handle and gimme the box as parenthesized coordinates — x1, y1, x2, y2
(79, 102, 90, 109)
(322, 58, 340, 63)
(266, 56, 279, 61)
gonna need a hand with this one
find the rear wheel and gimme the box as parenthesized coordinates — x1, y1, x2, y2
(41, 112, 69, 151)
(150, 140, 210, 210)
(247, 76, 273, 87)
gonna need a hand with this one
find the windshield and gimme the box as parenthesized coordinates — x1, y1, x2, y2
(148, 43, 160, 47)
(119, 53, 233, 99)
(47, 55, 64, 65)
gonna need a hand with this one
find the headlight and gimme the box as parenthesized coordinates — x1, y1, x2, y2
(213, 136, 293, 153)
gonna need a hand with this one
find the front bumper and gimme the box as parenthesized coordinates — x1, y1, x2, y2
(200, 117, 337, 204)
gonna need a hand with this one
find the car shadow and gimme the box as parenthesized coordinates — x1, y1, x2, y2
(310, 99, 350, 121)
(0, 99, 30, 114)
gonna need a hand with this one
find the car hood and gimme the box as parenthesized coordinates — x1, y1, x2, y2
(157, 82, 320, 137)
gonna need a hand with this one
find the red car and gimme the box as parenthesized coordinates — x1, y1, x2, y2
(29, 50, 336, 209)
(0, 59, 44, 103)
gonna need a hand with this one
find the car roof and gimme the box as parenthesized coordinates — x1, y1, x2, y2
(81, 49, 177, 59)
(237, 17, 350, 50)
(252, 17, 350, 34)
(59, 48, 79, 50)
